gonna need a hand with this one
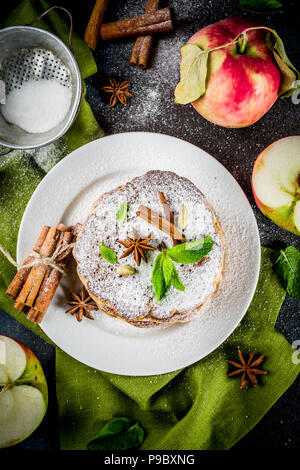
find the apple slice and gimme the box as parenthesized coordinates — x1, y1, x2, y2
(0, 388, 14, 421)
(0, 386, 46, 448)
(0, 335, 48, 448)
(252, 136, 300, 235)
(0, 335, 26, 382)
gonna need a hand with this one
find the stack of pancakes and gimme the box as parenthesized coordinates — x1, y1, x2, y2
(74, 171, 224, 328)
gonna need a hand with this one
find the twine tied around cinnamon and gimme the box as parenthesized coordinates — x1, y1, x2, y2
(0, 241, 75, 275)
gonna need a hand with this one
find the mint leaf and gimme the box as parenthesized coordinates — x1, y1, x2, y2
(171, 265, 185, 291)
(152, 252, 186, 302)
(275, 246, 300, 299)
(168, 237, 214, 264)
(239, 0, 284, 14)
(174, 44, 209, 104)
(100, 242, 117, 264)
(117, 202, 128, 226)
(87, 417, 144, 450)
(163, 254, 185, 292)
(152, 238, 214, 302)
(266, 31, 300, 98)
(152, 252, 168, 302)
(162, 254, 174, 288)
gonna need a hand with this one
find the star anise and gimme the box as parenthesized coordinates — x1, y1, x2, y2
(228, 349, 268, 389)
(117, 228, 156, 267)
(101, 77, 133, 106)
(65, 288, 96, 322)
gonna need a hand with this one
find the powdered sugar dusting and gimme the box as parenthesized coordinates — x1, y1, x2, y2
(74, 171, 224, 322)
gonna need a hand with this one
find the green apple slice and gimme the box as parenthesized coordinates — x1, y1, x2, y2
(0, 388, 14, 421)
(293, 201, 300, 232)
(0, 336, 26, 382)
(252, 136, 300, 235)
(0, 385, 46, 448)
(0, 367, 8, 384)
(0, 335, 48, 448)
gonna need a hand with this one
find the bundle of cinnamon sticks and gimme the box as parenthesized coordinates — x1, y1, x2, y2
(84, 0, 173, 68)
(6, 223, 80, 324)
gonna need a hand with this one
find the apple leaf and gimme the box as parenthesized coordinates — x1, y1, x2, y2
(266, 31, 300, 98)
(239, 0, 284, 15)
(174, 44, 209, 104)
(275, 246, 300, 300)
(87, 417, 144, 450)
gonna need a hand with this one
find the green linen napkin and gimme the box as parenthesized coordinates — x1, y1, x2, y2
(0, 0, 299, 451)
(56, 247, 300, 450)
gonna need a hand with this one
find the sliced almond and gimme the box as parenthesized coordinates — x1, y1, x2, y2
(177, 204, 188, 231)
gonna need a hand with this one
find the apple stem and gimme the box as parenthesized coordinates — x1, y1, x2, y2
(193, 26, 277, 59)
(237, 33, 248, 54)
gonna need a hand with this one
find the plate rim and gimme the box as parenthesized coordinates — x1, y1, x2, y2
(17, 131, 261, 375)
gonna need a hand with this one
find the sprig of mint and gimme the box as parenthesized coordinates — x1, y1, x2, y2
(239, 0, 284, 15)
(152, 237, 214, 302)
(152, 252, 185, 302)
(117, 202, 128, 226)
(275, 246, 300, 300)
(174, 26, 300, 104)
(100, 242, 117, 264)
(87, 417, 144, 450)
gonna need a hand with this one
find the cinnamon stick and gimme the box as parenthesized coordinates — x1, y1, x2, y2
(26, 230, 74, 324)
(137, 205, 185, 241)
(26, 308, 40, 323)
(157, 191, 179, 245)
(130, 0, 160, 68)
(14, 301, 28, 313)
(84, 0, 110, 50)
(8, 224, 71, 308)
(158, 191, 174, 225)
(16, 228, 60, 307)
(57, 223, 74, 232)
(100, 7, 173, 41)
(6, 226, 50, 300)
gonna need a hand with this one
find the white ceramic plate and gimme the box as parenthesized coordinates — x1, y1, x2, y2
(18, 132, 260, 375)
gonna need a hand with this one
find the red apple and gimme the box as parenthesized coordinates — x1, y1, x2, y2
(252, 136, 300, 235)
(0, 335, 48, 448)
(187, 18, 281, 128)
